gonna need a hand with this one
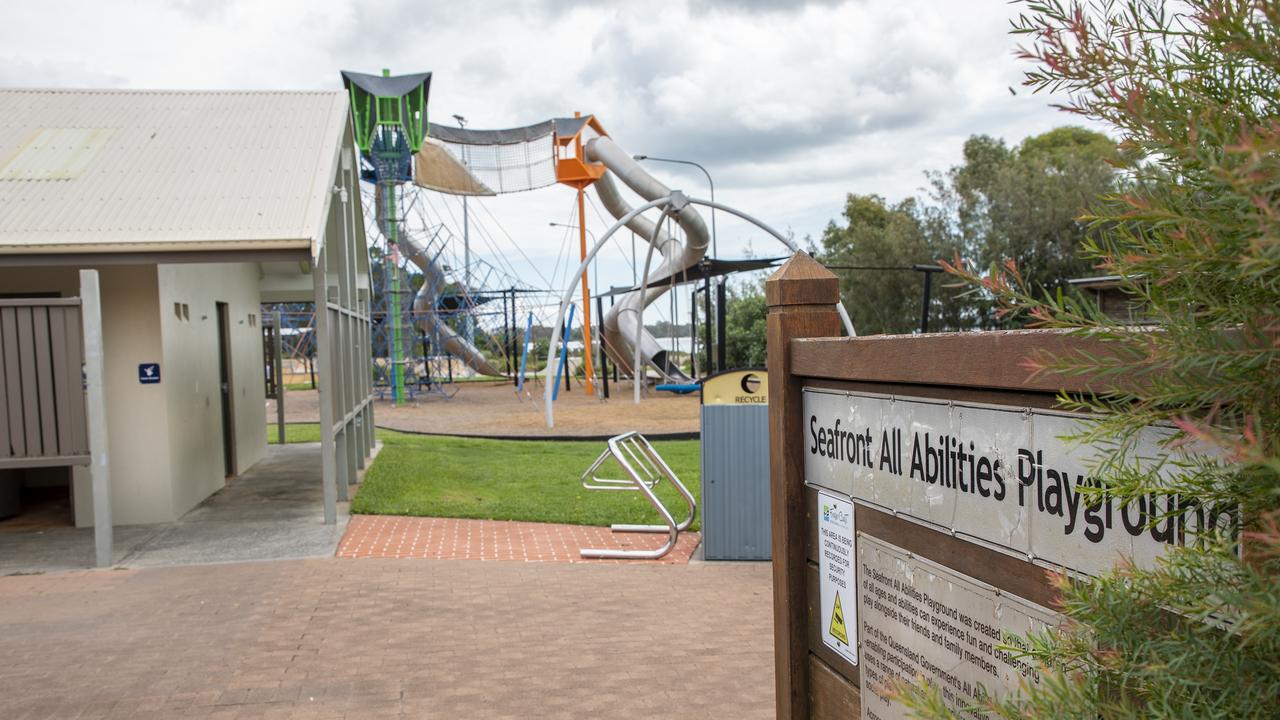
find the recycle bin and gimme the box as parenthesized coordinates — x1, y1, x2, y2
(699, 369, 771, 560)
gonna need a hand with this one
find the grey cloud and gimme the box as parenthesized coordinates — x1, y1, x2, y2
(0, 58, 126, 89)
(687, 0, 851, 15)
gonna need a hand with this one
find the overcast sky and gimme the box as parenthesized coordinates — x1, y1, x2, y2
(2, 0, 1092, 312)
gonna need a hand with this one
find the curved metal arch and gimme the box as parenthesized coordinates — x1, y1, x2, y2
(543, 194, 855, 428)
(633, 203, 677, 405)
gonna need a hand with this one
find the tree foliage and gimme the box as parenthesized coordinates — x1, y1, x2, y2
(721, 281, 769, 368)
(894, 2, 1280, 717)
(819, 126, 1119, 334)
(819, 195, 963, 334)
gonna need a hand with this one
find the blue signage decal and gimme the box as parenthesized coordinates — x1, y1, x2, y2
(138, 363, 161, 384)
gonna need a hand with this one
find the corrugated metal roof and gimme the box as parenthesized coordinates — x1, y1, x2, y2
(0, 88, 350, 256)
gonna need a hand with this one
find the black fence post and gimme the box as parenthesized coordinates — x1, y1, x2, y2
(716, 280, 727, 371)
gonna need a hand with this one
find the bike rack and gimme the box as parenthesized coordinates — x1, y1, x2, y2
(579, 431, 697, 559)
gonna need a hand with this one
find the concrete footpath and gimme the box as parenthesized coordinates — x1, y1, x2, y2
(0, 444, 349, 574)
(0, 557, 774, 719)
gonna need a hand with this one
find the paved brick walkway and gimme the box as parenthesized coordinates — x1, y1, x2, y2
(0, 558, 773, 719)
(338, 515, 701, 563)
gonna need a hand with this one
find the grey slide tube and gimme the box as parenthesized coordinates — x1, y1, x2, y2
(585, 136, 710, 382)
(396, 232, 502, 378)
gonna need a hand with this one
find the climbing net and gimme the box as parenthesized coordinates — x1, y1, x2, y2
(424, 121, 558, 195)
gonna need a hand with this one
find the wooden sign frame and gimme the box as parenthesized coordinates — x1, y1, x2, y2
(766, 254, 1109, 719)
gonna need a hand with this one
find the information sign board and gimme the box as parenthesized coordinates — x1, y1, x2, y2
(858, 535, 1058, 720)
(803, 389, 1220, 576)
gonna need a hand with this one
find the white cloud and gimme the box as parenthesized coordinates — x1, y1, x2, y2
(0, 0, 1103, 319)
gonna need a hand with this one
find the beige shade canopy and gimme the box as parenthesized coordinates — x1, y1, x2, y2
(412, 140, 495, 196)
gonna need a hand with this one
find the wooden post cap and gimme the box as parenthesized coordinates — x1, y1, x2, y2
(766, 252, 840, 307)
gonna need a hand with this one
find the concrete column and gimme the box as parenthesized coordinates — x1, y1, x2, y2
(335, 427, 349, 502)
(79, 270, 113, 567)
(312, 250, 338, 525)
(272, 310, 285, 445)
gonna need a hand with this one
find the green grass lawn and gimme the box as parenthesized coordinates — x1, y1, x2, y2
(352, 431, 701, 530)
(266, 423, 323, 444)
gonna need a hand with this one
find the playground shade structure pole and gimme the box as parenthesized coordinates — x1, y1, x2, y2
(517, 312, 533, 393)
(703, 275, 713, 375)
(912, 264, 943, 333)
(690, 289, 699, 376)
(572, 114, 596, 395)
(716, 280, 726, 371)
(553, 304, 576, 402)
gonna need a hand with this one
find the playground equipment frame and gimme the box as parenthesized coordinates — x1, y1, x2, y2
(542, 193, 855, 428)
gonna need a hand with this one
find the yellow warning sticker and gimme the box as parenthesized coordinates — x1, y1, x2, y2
(829, 591, 849, 645)
(817, 489, 857, 665)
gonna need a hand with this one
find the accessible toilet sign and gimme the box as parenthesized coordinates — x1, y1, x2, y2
(817, 489, 857, 666)
(138, 363, 160, 384)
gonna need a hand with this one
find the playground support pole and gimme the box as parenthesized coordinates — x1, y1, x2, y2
(508, 289, 517, 384)
(703, 275, 713, 375)
(716, 280, 726, 372)
(553, 304, 576, 401)
(574, 121, 596, 394)
(501, 290, 510, 380)
(517, 312, 533, 393)
(690, 289, 699, 377)
(386, 182, 405, 406)
(596, 295, 609, 399)
(576, 190, 596, 394)
(912, 264, 942, 334)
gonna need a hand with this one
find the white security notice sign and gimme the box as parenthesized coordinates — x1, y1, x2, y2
(817, 489, 857, 665)
(802, 389, 1222, 577)
(858, 535, 1058, 720)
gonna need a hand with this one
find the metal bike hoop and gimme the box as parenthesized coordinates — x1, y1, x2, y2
(578, 431, 697, 560)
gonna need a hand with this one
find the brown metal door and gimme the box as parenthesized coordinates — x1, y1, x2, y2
(216, 302, 235, 477)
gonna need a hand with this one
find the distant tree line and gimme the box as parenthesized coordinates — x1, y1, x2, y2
(710, 125, 1123, 363)
(820, 125, 1120, 335)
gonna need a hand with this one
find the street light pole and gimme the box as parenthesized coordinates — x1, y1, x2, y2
(632, 154, 716, 260)
(453, 114, 473, 345)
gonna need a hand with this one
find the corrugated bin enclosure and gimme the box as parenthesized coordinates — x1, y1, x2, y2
(699, 369, 771, 560)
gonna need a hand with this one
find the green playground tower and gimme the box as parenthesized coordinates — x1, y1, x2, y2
(340, 69, 431, 405)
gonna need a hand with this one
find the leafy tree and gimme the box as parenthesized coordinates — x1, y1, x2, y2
(936, 126, 1119, 301)
(819, 194, 966, 335)
(722, 281, 769, 368)
(820, 125, 1118, 334)
(896, 2, 1280, 717)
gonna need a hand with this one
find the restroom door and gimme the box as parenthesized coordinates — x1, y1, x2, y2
(216, 302, 236, 477)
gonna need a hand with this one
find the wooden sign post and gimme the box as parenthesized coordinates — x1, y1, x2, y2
(766, 254, 1213, 719)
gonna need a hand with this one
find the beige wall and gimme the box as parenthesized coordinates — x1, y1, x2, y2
(0, 265, 173, 525)
(157, 262, 267, 517)
(0, 261, 267, 526)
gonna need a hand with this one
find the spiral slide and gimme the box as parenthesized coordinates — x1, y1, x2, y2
(585, 136, 709, 382)
(396, 232, 502, 378)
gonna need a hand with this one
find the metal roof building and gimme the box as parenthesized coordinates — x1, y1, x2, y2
(0, 89, 350, 256)
(0, 88, 374, 566)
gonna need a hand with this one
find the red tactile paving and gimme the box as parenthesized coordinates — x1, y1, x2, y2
(338, 514, 701, 564)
